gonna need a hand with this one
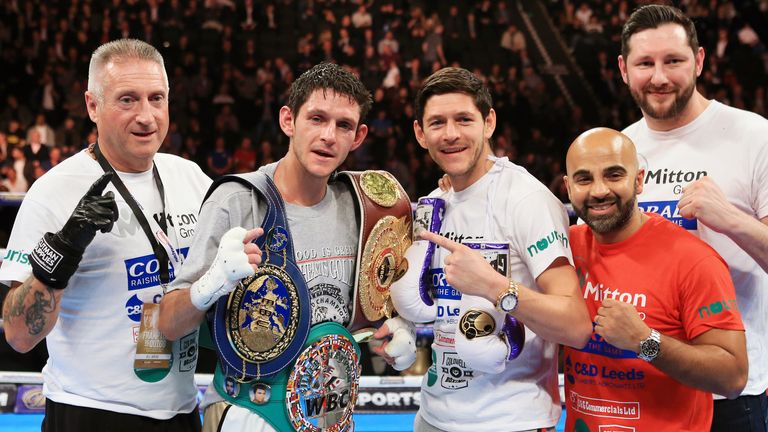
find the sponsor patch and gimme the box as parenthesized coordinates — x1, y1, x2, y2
(178, 332, 198, 372)
(639, 200, 696, 229)
(526, 230, 569, 257)
(439, 352, 473, 389)
(430, 269, 460, 300)
(30, 237, 63, 274)
(124, 248, 188, 290)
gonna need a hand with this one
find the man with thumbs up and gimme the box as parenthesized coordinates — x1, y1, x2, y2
(400, 67, 591, 432)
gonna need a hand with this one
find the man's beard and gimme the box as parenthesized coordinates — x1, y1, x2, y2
(630, 73, 696, 121)
(574, 192, 637, 235)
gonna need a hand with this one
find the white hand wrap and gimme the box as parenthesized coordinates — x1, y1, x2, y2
(390, 241, 438, 323)
(190, 227, 256, 311)
(454, 295, 511, 374)
(383, 316, 417, 371)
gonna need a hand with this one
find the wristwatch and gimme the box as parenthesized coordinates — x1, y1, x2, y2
(638, 328, 661, 362)
(495, 279, 519, 313)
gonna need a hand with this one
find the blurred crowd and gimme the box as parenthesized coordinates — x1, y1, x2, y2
(0, 0, 766, 202)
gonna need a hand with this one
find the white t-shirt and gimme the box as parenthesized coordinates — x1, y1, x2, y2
(419, 157, 572, 431)
(624, 100, 768, 396)
(0, 150, 212, 419)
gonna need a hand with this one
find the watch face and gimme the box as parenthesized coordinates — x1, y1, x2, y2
(501, 293, 517, 312)
(641, 339, 660, 358)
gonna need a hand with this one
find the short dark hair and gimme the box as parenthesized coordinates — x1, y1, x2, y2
(621, 4, 699, 59)
(287, 62, 373, 126)
(415, 67, 492, 125)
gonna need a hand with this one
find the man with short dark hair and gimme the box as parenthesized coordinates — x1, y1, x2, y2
(618, 5, 768, 430)
(393, 66, 591, 432)
(160, 62, 416, 432)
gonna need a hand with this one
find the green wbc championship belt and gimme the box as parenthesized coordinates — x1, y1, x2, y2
(207, 172, 311, 380)
(213, 322, 361, 432)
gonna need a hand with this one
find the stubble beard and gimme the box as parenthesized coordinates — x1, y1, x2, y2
(574, 191, 637, 236)
(630, 72, 696, 121)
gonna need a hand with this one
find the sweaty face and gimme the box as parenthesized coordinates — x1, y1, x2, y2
(86, 59, 169, 172)
(414, 93, 495, 191)
(620, 23, 702, 124)
(281, 89, 367, 180)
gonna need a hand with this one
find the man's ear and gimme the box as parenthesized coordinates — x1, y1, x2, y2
(563, 174, 573, 202)
(85, 92, 99, 123)
(618, 55, 629, 84)
(636, 168, 645, 194)
(279, 106, 294, 137)
(413, 119, 427, 149)
(694, 47, 705, 77)
(350, 124, 368, 152)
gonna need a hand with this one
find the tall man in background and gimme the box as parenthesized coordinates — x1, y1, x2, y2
(618, 5, 768, 430)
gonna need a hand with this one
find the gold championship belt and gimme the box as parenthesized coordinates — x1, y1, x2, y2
(335, 171, 413, 340)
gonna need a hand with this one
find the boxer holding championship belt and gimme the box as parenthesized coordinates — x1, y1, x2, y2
(204, 172, 311, 381)
(161, 63, 418, 432)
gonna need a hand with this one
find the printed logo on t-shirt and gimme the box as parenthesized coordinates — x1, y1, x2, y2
(2, 248, 29, 265)
(577, 272, 646, 359)
(564, 355, 646, 389)
(638, 201, 697, 230)
(439, 352, 473, 389)
(642, 165, 707, 187)
(569, 391, 640, 420)
(431, 269, 461, 300)
(125, 291, 164, 322)
(526, 230, 569, 257)
(309, 283, 350, 325)
(598, 425, 636, 432)
(124, 247, 189, 290)
(698, 298, 739, 320)
(178, 332, 198, 372)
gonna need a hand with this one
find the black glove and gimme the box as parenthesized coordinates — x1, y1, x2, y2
(30, 173, 119, 289)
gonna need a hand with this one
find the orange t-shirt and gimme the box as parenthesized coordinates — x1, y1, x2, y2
(565, 214, 744, 432)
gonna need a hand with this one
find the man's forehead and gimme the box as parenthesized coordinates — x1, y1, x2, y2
(302, 89, 360, 113)
(627, 23, 691, 57)
(424, 93, 479, 115)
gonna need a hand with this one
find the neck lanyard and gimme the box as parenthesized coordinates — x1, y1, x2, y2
(93, 142, 170, 285)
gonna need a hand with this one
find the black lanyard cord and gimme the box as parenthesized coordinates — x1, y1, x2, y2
(93, 142, 170, 285)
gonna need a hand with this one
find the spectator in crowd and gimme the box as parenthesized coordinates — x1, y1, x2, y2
(27, 113, 56, 147)
(0, 163, 28, 193)
(231, 135, 257, 174)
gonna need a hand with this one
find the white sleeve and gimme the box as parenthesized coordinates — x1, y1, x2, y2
(508, 189, 572, 280)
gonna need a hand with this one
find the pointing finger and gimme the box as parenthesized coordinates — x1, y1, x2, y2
(419, 230, 460, 252)
(87, 172, 113, 196)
